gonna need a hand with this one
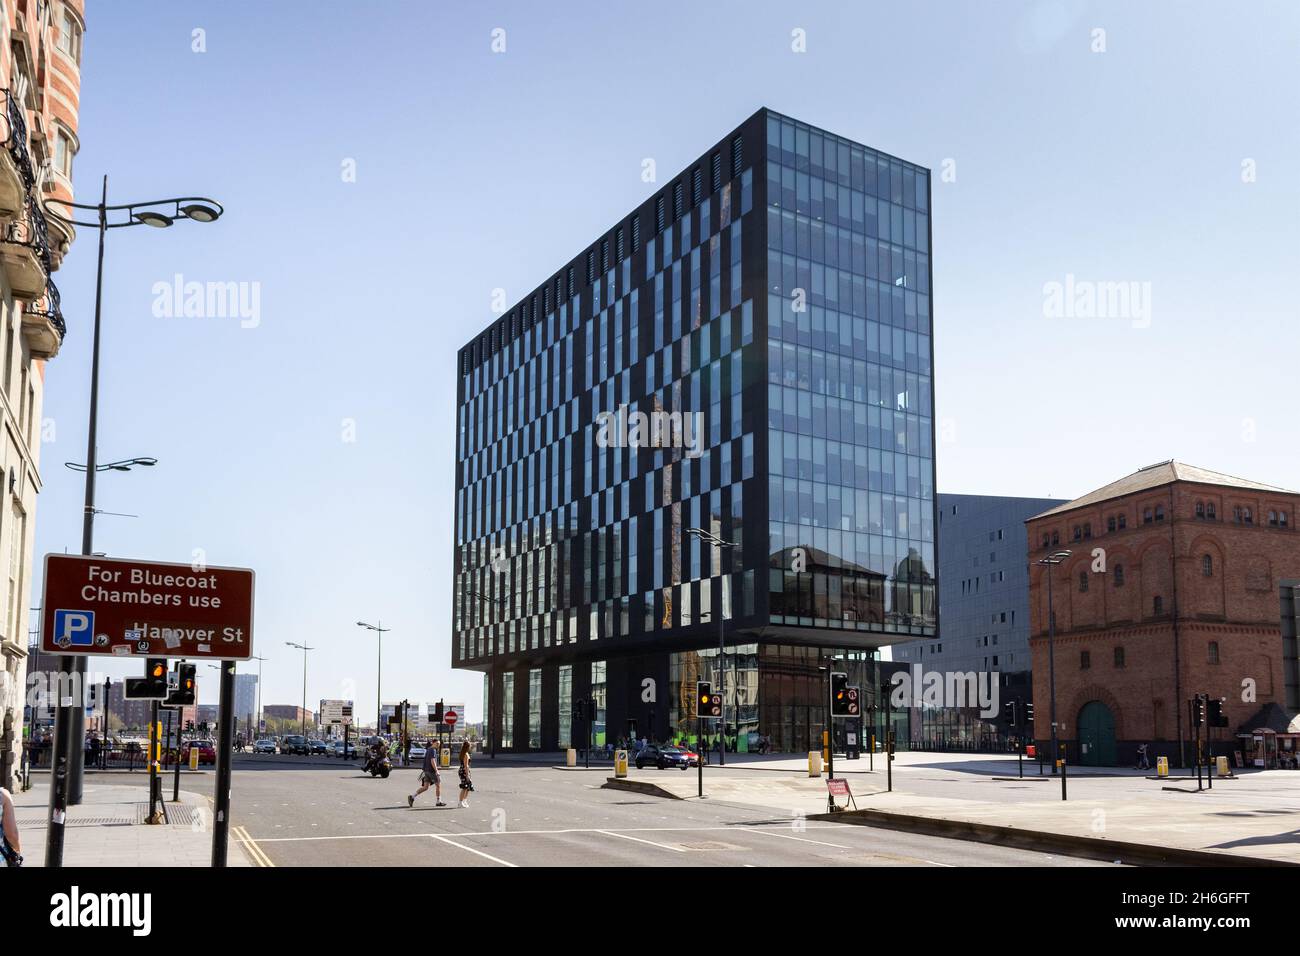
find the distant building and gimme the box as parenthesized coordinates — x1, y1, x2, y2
(891, 493, 1065, 745)
(1026, 461, 1300, 767)
(264, 705, 314, 727)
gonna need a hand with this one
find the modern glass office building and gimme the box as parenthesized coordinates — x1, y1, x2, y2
(454, 109, 936, 753)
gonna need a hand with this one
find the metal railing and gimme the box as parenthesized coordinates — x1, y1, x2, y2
(1, 88, 34, 187)
(3, 194, 50, 266)
(26, 277, 65, 339)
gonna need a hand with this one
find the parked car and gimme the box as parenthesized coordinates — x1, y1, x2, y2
(254, 738, 277, 754)
(181, 739, 217, 766)
(635, 744, 692, 771)
(309, 739, 328, 755)
(281, 735, 310, 755)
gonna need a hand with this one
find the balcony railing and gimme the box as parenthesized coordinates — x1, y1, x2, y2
(27, 277, 65, 339)
(1, 88, 34, 188)
(3, 193, 50, 267)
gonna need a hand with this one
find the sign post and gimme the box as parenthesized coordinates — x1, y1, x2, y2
(212, 659, 237, 867)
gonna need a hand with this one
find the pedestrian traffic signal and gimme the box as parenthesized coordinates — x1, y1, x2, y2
(1024, 701, 1035, 724)
(1191, 695, 1206, 727)
(1004, 700, 1019, 727)
(432, 700, 444, 723)
(697, 681, 720, 718)
(167, 663, 196, 707)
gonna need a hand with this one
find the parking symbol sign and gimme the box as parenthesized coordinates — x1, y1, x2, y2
(53, 609, 95, 648)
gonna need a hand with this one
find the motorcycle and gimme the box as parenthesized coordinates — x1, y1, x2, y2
(362, 751, 391, 778)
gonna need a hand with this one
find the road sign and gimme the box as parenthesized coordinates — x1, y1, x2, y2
(319, 699, 353, 726)
(444, 708, 458, 728)
(40, 554, 255, 660)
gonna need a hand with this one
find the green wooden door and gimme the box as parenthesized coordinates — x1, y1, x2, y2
(1077, 701, 1116, 766)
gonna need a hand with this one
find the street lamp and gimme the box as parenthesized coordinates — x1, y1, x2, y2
(687, 527, 739, 766)
(1036, 550, 1072, 775)
(41, 179, 222, 867)
(467, 590, 505, 759)
(285, 643, 315, 737)
(356, 621, 389, 735)
(250, 654, 268, 738)
(64, 456, 157, 473)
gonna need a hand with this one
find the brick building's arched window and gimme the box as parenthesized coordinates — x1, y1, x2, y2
(1107, 516, 1116, 533)
(1042, 533, 1050, 549)
(1080, 650, 1091, 669)
(1206, 502, 1216, 519)
(1083, 522, 1092, 539)
(1079, 571, 1089, 592)
(1118, 514, 1127, 529)
(1195, 501, 1205, 518)
(1073, 526, 1082, 541)
(1153, 595, 1163, 615)
(1051, 530, 1059, 547)
(1114, 646, 1125, 668)
(1155, 505, 1165, 522)
(1113, 564, 1125, 586)
(1202, 554, 1213, 577)
(1143, 507, 1153, 524)
(1282, 511, 1290, 528)
(1208, 641, 1220, 665)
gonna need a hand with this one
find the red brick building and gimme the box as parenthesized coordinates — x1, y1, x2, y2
(1025, 461, 1300, 767)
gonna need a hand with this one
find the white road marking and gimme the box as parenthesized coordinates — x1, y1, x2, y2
(428, 834, 517, 867)
(746, 827, 853, 849)
(596, 829, 686, 852)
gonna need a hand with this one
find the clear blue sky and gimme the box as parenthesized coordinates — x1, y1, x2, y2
(34, 1, 1299, 723)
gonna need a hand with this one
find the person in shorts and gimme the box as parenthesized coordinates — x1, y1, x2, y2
(408, 743, 445, 808)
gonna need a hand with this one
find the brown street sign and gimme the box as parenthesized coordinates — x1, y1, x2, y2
(40, 554, 255, 660)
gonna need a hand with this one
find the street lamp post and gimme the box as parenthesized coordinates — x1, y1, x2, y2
(356, 621, 389, 739)
(42, 180, 222, 867)
(250, 654, 267, 737)
(686, 527, 739, 766)
(1036, 550, 1072, 776)
(285, 643, 314, 737)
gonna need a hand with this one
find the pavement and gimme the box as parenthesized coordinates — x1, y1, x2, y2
(600, 750, 1300, 864)
(9, 780, 251, 867)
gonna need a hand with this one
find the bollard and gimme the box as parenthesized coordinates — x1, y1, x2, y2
(808, 750, 822, 777)
(1156, 756, 1169, 778)
(614, 749, 628, 778)
(566, 747, 577, 767)
(1216, 755, 1229, 777)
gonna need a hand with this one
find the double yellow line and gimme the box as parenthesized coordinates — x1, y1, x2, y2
(232, 825, 275, 867)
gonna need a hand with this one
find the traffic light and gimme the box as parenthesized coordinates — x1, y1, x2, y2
(167, 663, 196, 707)
(697, 681, 720, 718)
(432, 700, 444, 723)
(1024, 701, 1035, 724)
(126, 658, 169, 700)
(1004, 700, 1020, 727)
(830, 672, 850, 717)
(1208, 698, 1228, 728)
(1191, 695, 1206, 728)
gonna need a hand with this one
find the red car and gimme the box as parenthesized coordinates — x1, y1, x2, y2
(181, 739, 217, 766)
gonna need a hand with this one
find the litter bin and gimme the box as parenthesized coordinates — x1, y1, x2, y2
(1156, 756, 1169, 777)
(1215, 755, 1230, 777)
(808, 751, 822, 777)
(614, 749, 629, 778)
(566, 748, 577, 767)
(440, 747, 451, 768)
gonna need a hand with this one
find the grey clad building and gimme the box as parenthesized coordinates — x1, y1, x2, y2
(892, 493, 1065, 742)
(453, 109, 936, 753)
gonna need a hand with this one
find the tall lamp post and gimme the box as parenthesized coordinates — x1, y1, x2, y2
(467, 590, 503, 758)
(687, 527, 739, 766)
(356, 621, 389, 737)
(42, 181, 221, 867)
(285, 643, 315, 737)
(1037, 550, 1072, 776)
(250, 654, 268, 737)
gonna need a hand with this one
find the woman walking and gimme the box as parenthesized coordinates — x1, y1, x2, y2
(457, 740, 474, 808)
(1, 785, 22, 866)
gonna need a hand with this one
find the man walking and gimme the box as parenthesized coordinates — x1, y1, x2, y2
(408, 739, 446, 808)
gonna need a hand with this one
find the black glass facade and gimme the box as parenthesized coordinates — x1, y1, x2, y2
(454, 109, 936, 753)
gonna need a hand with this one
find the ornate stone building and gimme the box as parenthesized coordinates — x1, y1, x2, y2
(1026, 461, 1299, 767)
(0, 0, 84, 790)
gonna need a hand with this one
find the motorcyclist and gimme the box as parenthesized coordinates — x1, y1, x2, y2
(364, 736, 389, 773)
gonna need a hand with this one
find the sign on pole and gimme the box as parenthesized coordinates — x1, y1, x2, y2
(319, 699, 353, 726)
(40, 554, 255, 660)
